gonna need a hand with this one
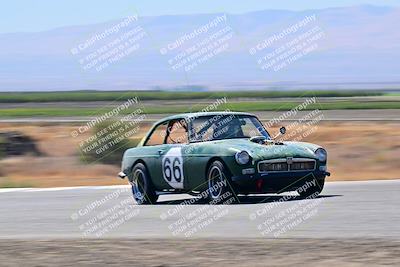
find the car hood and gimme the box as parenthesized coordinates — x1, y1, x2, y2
(211, 138, 320, 160)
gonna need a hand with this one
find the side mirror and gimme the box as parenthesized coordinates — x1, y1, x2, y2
(279, 126, 286, 135)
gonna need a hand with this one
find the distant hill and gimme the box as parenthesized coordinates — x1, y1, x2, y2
(0, 5, 399, 91)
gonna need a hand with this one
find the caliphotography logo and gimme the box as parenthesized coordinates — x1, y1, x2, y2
(0, 0, 399, 266)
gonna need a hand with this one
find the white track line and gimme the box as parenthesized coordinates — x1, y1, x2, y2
(0, 185, 130, 193)
(0, 180, 398, 194)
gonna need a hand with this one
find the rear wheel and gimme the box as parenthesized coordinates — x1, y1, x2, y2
(297, 177, 325, 198)
(130, 163, 158, 205)
(206, 161, 237, 204)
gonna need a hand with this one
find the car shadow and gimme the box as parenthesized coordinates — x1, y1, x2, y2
(155, 194, 342, 205)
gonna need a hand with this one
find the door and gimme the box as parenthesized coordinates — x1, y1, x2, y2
(155, 119, 189, 190)
(141, 121, 170, 189)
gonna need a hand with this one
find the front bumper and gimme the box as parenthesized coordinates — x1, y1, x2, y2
(118, 172, 127, 179)
(231, 170, 330, 193)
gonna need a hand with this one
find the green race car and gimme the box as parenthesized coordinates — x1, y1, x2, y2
(119, 112, 330, 204)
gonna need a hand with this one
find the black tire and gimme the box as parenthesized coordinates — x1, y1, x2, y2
(297, 177, 325, 198)
(130, 163, 158, 205)
(205, 161, 238, 204)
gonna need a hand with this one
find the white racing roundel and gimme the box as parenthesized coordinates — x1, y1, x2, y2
(162, 147, 184, 189)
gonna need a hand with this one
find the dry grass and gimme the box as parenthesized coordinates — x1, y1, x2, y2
(0, 123, 124, 187)
(298, 122, 400, 181)
(0, 122, 399, 187)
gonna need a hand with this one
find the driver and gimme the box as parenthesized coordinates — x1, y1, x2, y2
(213, 118, 244, 139)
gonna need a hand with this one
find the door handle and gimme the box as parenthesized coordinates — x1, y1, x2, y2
(158, 150, 164, 155)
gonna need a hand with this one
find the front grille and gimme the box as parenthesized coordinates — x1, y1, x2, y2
(259, 162, 288, 172)
(258, 158, 316, 173)
(290, 161, 315, 171)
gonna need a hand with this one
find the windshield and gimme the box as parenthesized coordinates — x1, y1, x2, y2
(190, 114, 270, 142)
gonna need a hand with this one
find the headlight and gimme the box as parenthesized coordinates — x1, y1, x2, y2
(315, 148, 327, 162)
(235, 151, 250, 165)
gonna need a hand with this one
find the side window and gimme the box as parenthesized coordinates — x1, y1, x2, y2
(166, 120, 188, 144)
(145, 122, 168, 146)
(191, 117, 214, 142)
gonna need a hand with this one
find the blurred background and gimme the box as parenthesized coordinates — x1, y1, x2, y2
(0, 0, 399, 187)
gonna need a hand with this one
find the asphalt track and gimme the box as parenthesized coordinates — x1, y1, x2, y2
(0, 180, 399, 239)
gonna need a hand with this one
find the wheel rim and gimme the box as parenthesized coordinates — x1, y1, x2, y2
(208, 166, 224, 199)
(131, 169, 146, 201)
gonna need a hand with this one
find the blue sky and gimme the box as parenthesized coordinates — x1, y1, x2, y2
(1, 0, 399, 33)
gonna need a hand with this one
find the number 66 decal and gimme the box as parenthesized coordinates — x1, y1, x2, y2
(162, 147, 184, 189)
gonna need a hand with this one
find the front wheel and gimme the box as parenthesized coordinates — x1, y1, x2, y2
(206, 161, 237, 204)
(130, 163, 158, 205)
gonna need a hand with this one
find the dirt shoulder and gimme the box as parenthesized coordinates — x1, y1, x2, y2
(0, 238, 398, 266)
(0, 121, 399, 187)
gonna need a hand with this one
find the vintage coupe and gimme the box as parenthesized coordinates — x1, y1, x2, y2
(119, 112, 330, 204)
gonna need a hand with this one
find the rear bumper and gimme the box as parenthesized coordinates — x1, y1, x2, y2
(231, 170, 330, 193)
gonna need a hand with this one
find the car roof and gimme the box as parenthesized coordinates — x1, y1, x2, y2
(155, 111, 255, 124)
